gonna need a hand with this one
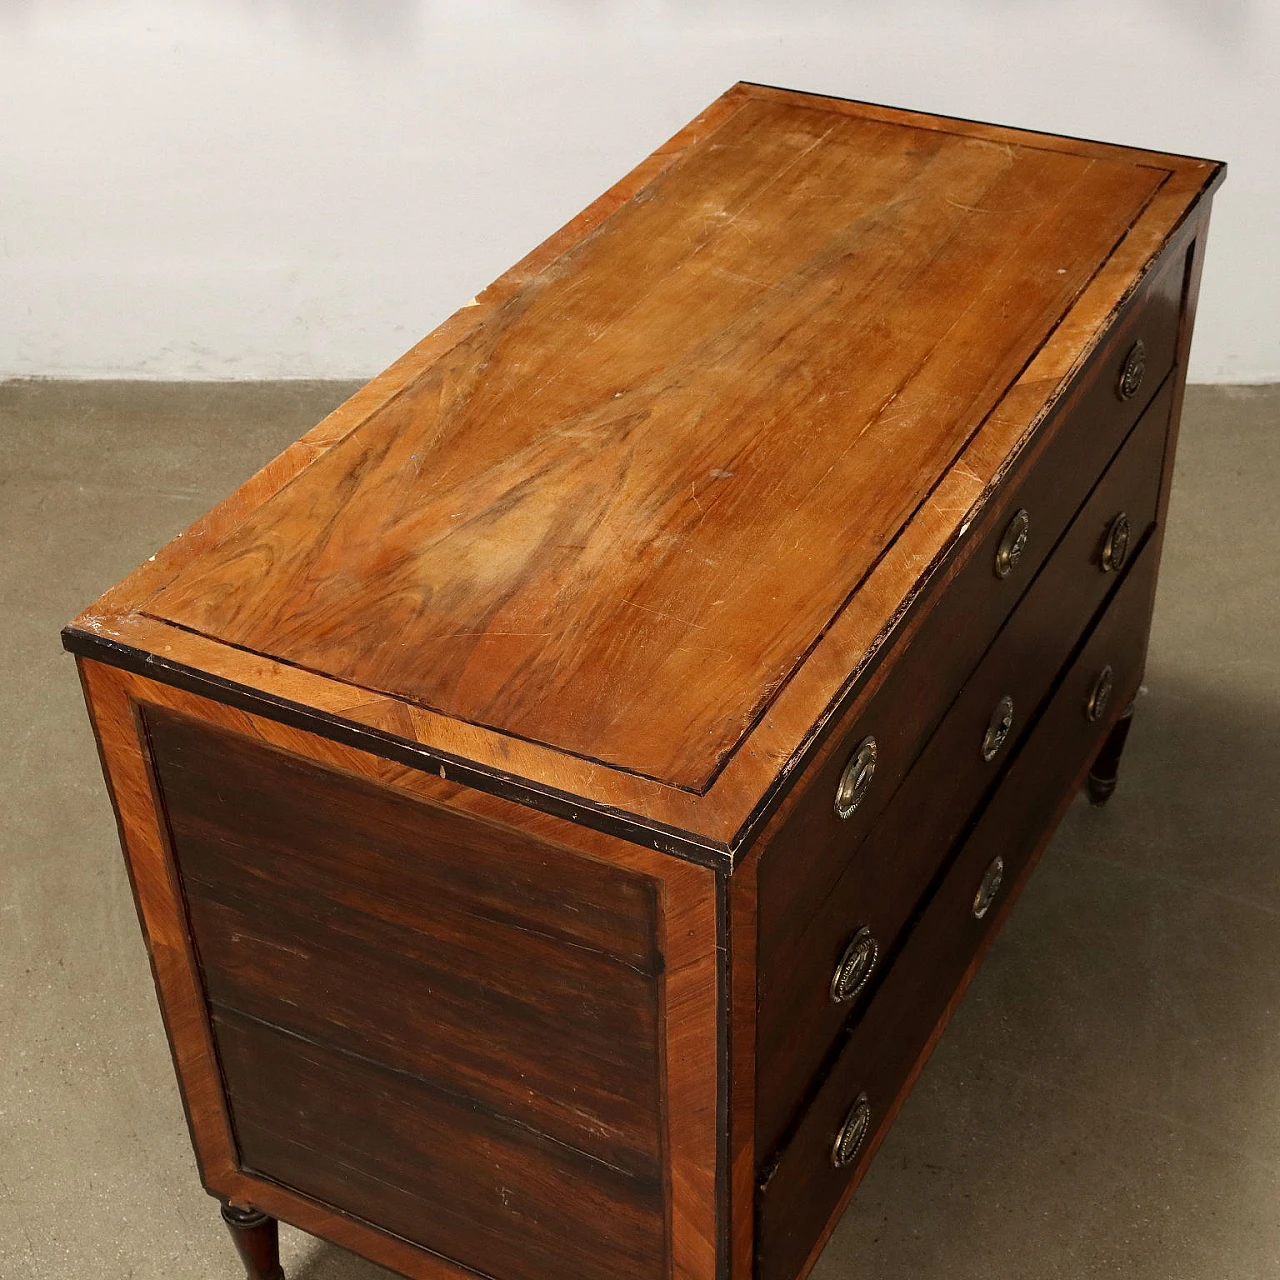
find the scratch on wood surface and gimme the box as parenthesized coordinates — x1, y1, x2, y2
(674, 643, 732, 659)
(716, 266, 769, 287)
(436, 631, 554, 640)
(622, 598, 704, 630)
(75, 614, 124, 638)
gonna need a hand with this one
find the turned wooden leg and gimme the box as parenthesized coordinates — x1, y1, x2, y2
(221, 1203, 285, 1280)
(1087, 700, 1135, 807)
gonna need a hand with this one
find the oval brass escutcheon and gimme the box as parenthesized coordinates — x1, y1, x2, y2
(834, 736, 877, 819)
(1086, 664, 1114, 723)
(1101, 512, 1131, 573)
(981, 695, 1015, 762)
(973, 855, 1005, 920)
(994, 508, 1030, 579)
(830, 927, 879, 1005)
(831, 1093, 872, 1169)
(1117, 338, 1146, 401)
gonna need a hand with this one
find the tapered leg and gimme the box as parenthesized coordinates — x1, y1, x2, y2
(1087, 701, 1135, 806)
(221, 1203, 286, 1280)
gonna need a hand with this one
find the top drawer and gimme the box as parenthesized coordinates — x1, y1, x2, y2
(756, 237, 1188, 957)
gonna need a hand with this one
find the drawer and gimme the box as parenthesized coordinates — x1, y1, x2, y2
(756, 372, 1174, 1157)
(756, 242, 1186, 964)
(755, 535, 1161, 1280)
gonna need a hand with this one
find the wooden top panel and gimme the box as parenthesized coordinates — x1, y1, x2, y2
(143, 94, 1161, 784)
(68, 84, 1223, 859)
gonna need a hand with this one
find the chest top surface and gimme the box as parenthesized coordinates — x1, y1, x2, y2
(68, 83, 1223, 860)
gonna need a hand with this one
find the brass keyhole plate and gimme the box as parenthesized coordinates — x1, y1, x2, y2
(831, 1094, 872, 1168)
(834, 736, 877, 819)
(1101, 512, 1131, 573)
(1086, 665, 1114, 723)
(1117, 338, 1146, 401)
(994, 508, 1030, 579)
(981, 695, 1015, 762)
(830, 927, 879, 1005)
(973, 855, 1005, 919)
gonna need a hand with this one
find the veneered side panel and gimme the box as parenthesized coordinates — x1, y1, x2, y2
(76, 661, 723, 1280)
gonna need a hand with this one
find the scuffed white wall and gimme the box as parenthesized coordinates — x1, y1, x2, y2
(1, 0, 1275, 381)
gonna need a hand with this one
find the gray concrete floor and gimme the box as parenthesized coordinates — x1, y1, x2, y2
(2, 380, 1277, 1280)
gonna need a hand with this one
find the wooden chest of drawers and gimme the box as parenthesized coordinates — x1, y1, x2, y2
(64, 83, 1224, 1280)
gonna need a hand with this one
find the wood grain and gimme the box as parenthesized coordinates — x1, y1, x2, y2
(143, 97, 1164, 793)
(145, 704, 665, 1176)
(65, 88, 1223, 858)
(76, 661, 721, 1280)
(75, 659, 241, 1186)
(217, 1009, 666, 1280)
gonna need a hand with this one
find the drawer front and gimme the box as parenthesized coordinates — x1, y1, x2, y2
(757, 242, 1185, 964)
(755, 536, 1161, 1280)
(755, 373, 1174, 1156)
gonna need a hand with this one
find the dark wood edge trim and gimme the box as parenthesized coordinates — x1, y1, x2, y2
(134, 606, 710, 795)
(61, 627, 734, 872)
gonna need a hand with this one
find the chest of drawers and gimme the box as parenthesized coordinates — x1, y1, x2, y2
(64, 83, 1223, 1280)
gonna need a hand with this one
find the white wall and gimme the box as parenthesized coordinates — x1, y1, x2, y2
(1, 0, 1276, 382)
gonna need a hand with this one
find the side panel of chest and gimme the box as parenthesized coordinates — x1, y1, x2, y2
(76, 662, 722, 1280)
(147, 705, 666, 1280)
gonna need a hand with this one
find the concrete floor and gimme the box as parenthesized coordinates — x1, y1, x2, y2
(2, 379, 1277, 1280)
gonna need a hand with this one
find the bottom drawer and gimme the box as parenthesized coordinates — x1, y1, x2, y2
(755, 536, 1160, 1280)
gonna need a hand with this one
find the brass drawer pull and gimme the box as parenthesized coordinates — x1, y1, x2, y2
(994, 508, 1030, 579)
(1086, 665, 1114, 723)
(830, 927, 879, 1005)
(1117, 338, 1146, 401)
(981, 695, 1015, 762)
(972, 855, 1005, 919)
(1101, 512, 1131, 573)
(834, 736, 877, 819)
(831, 1094, 871, 1168)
